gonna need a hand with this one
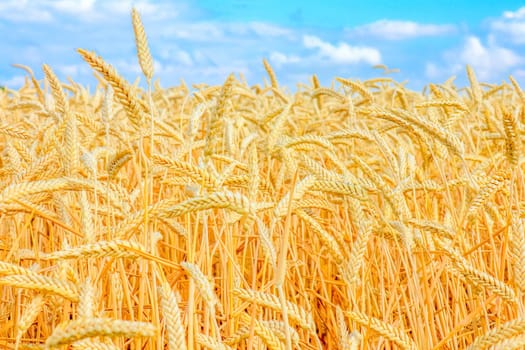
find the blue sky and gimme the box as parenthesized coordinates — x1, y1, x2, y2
(1, 0, 525, 92)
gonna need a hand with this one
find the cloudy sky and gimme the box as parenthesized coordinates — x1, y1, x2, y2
(1, 0, 525, 92)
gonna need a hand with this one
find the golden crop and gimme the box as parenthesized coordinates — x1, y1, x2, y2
(1, 8, 524, 350)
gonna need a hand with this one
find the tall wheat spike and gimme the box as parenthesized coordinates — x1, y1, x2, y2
(131, 7, 154, 81)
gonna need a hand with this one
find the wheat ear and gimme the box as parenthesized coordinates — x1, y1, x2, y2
(12, 63, 45, 104)
(466, 318, 525, 350)
(439, 241, 516, 302)
(345, 310, 417, 350)
(489, 334, 525, 350)
(45, 318, 156, 348)
(238, 313, 284, 350)
(196, 334, 234, 350)
(77, 48, 144, 129)
(263, 58, 279, 89)
(466, 64, 482, 105)
(159, 282, 187, 350)
(510, 214, 525, 293)
(72, 339, 120, 350)
(466, 169, 509, 223)
(41, 239, 148, 260)
(502, 107, 519, 167)
(16, 295, 45, 347)
(78, 279, 95, 318)
(0, 261, 37, 276)
(343, 198, 372, 288)
(232, 288, 315, 331)
(42, 64, 68, 115)
(180, 262, 219, 309)
(0, 274, 79, 302)
(295, 209, 345, 264)
(131, 8, 154, 81)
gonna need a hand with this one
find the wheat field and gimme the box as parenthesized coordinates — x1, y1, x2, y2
(1, 8, 525, 350)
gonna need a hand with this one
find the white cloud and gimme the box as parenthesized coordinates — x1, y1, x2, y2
(503, 7, 525, 19)
(303, 35, 381, 65)
(163, 22, 224, 41)
(112, 60, 143, 76)
(157, 48, 193, 66)
(0, 0, 178, 23)
(174, 50, 193, 66)
(2, 75, 27, 89)
(269, 52, 300, 67)
(55, 64, 86, 77)
(424, 62, 441, 80)
(490, 11, 525, 44)
(50, 0, 96, 14)
(161, 21, 293, 43)
(352, 20, 456, 40)
(459, 36, 521, 79)
(247, 22, 293, 38)
(0, 1, 53, 22)
(426, 36, 522, 82)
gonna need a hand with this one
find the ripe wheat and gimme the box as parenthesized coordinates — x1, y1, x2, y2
(2, 7, 525, 350)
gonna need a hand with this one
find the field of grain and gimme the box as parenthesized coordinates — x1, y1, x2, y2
(1, 8, 525, 350)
